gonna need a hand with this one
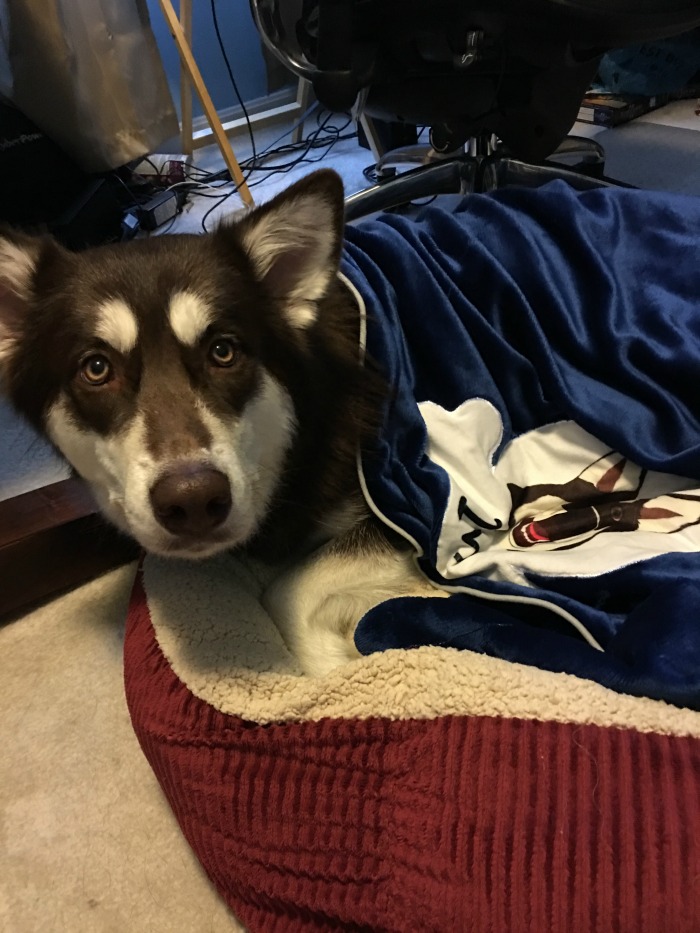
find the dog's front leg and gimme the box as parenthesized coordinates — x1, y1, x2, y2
(262, 520, 447, 677)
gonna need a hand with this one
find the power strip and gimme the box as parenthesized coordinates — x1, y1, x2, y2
(133, 153, 193, 186)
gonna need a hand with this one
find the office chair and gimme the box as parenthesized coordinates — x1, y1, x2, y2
(250, 1, 700, 219)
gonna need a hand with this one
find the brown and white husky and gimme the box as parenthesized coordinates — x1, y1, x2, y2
(0, 170, 440, 675)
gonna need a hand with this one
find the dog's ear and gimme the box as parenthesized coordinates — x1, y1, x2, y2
(229, 169, 345, 329)
(0, 230, 42, 373)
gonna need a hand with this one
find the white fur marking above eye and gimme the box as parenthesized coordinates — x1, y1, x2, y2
(168, 290, 214, 347)
(95, 299, 139, 354)
(286, 300, 318, 329)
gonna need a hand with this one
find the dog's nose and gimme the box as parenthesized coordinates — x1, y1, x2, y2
(150, 466, 232, 537)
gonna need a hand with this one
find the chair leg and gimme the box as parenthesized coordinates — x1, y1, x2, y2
(344, 159, 475, 221)
(546, 135, 606, 178)
(292, 79, 313, 144)
(551, 135, 605, 166)
(343, 131, 626, 222)
(358, 113, 387, 162)
(478, 157, 630, 193)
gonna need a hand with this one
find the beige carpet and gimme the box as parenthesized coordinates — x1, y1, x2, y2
(0, 564, 244, 932)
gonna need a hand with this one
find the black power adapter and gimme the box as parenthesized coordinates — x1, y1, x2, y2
(137, 190, 180, 231)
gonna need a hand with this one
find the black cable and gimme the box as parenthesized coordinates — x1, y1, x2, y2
(194, 0, 264, 230)
(256, 101, 321, 156)
(142, 105, 353, 200)
(183, 164, 223, 180)
(182, 167, 231, 190)
(185, 104, 356, 231)
(209, 0, 257, 174)
(136, 155, 166, 178)
(111, 171, 148, 207)
(198, 110, 351, 231)
(200, 188, 240, 232)
(242, 110, 355, 174)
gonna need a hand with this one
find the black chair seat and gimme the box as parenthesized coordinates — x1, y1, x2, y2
(251, 1, 700, 213)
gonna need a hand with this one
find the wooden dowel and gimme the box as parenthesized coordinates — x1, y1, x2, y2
(179, 0, 193, 156)
(158, 0, 254, 206)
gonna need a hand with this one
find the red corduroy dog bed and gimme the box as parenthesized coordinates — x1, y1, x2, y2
(124, 554, 700, 932)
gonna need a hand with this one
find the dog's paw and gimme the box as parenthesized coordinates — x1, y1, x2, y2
(261, 577, 361, 677)
(262, 539, 449, 677)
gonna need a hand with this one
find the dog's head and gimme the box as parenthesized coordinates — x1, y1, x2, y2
(0, 170, 348, 558)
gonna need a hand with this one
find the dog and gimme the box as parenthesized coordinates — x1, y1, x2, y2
(0, 169, 441, 676)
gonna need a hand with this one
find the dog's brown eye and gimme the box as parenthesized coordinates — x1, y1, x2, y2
(208, 337, 237, 368)
(80, 354, 112, 386)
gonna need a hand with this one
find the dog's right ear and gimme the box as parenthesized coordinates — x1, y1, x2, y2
(222, 169, 345, 330)
(0, 230, 42, 374)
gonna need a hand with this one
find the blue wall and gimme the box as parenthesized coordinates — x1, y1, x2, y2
(146, 0, 273, 118)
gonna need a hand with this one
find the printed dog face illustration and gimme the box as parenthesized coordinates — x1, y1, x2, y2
(508, 452, 700, 550)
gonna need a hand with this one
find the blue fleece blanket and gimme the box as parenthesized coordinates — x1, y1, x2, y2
(341, 181, 700, 710)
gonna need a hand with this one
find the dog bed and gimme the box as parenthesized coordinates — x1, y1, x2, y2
(124, 183, 700, 930)
(125, 553, 700, 932)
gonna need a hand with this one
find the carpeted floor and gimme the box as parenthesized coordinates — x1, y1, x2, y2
(1, 98, 699, 932)
(0, 563, 243, 932)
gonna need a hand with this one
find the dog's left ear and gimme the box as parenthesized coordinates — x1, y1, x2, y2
(230, 169, 345, 329)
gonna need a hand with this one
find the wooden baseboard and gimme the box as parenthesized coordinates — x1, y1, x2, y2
(0, 478, 140, 620)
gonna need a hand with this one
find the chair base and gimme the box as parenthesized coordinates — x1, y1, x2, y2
(344, 136, 630, 222)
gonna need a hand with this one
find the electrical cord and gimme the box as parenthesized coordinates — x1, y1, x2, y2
(197, 108, 357, 231)
(125, 104, 358, 233)
(123, 0, 260, 232)
(249, 111, 354, 172)
(194, 0, 263, 228)
(209, 0, 257, 177)
(126, 0, 360, 233)
(258, 101, 322, 155)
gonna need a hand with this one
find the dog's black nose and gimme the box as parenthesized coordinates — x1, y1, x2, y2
(150, 466, 232, 538)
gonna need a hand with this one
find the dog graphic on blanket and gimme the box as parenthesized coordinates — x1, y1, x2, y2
(508, 451, 700, 550)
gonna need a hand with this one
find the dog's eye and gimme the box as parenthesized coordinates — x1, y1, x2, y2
(208, 337, 238, 368)
(80, 354, 112, 386)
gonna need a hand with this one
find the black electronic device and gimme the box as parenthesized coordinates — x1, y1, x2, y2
(0, 100, 126, 248)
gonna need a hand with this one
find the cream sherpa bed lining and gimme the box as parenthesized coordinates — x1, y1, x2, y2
(143, 554, 700, 737)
